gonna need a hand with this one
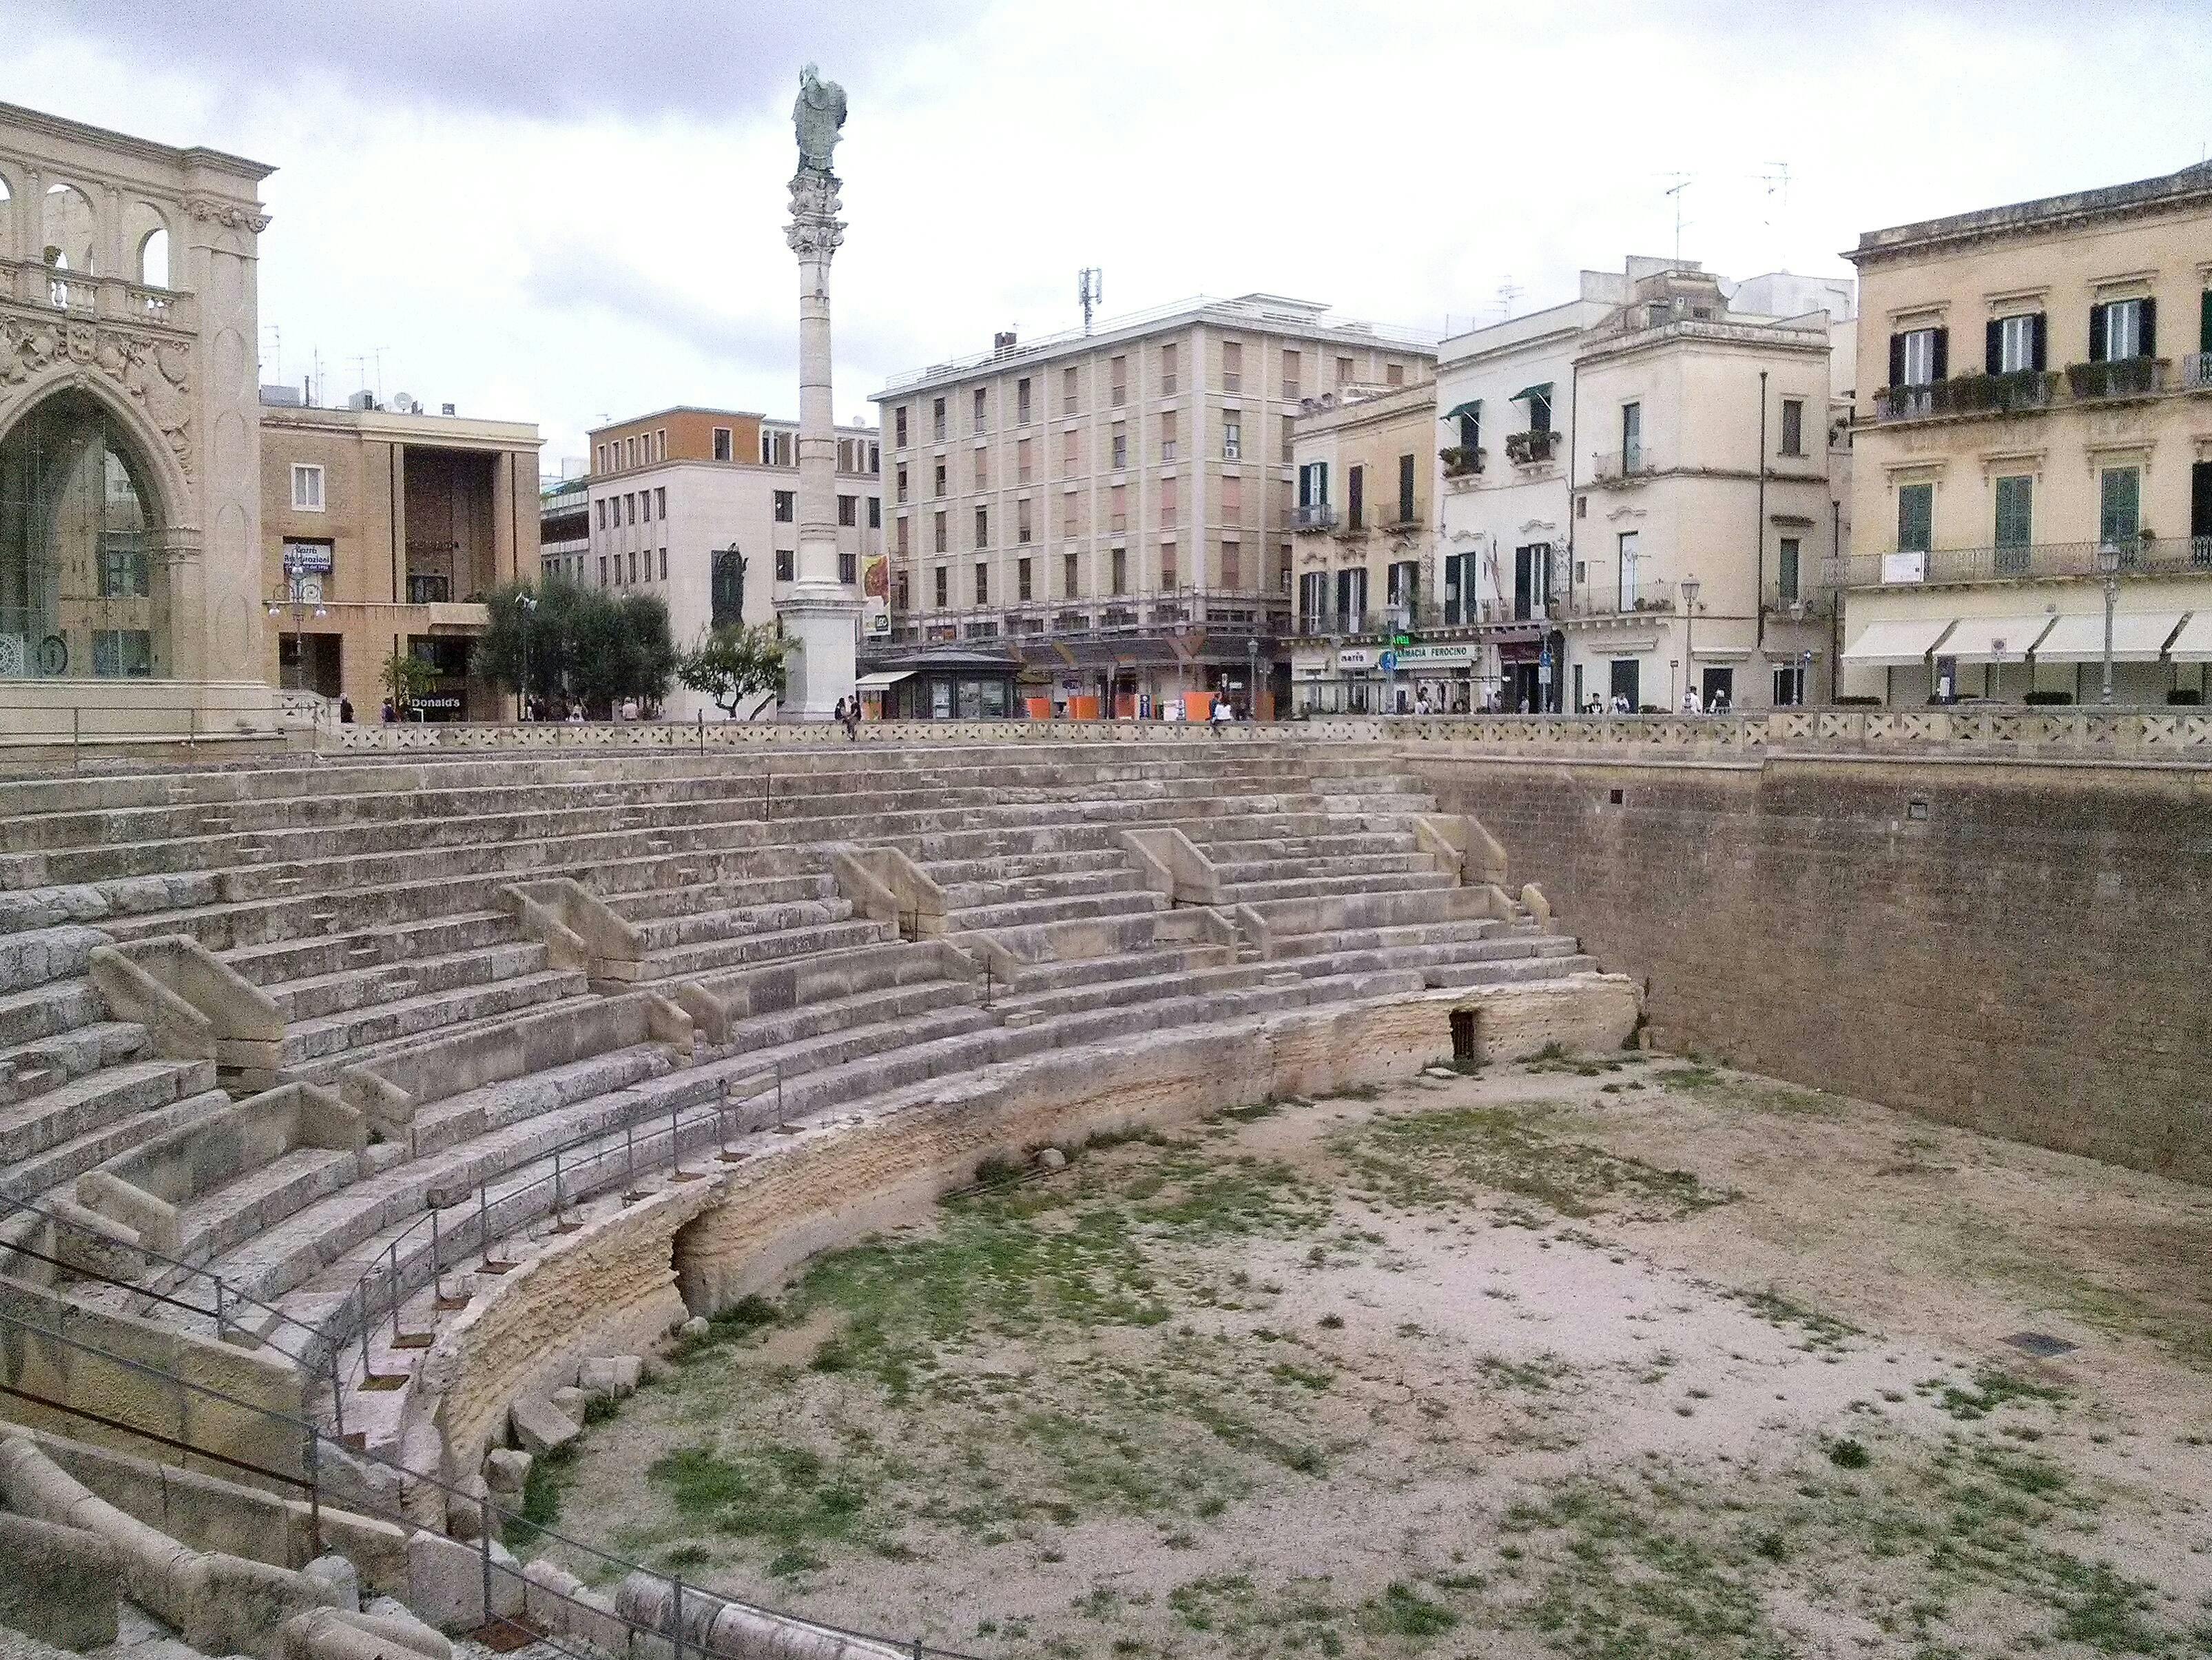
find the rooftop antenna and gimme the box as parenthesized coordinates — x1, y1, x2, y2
(259, 323, 281, 385)
(1758, 161, 1792, 230)
(1077, 267, 1103, 334)
(1660, 172, 1694, 266)
(1495, 277, 1522, 320)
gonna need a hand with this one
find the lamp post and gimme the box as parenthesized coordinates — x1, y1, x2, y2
(516, 592, 537, 721)
(2096, 540, 2121, 706)
(1245, 635, 1259, 719)
(1679, 575, 1701, 706)
(266, 579, 329, 699)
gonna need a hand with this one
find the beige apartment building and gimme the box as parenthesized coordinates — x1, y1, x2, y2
(872, 294, 1436, 717)
(579, 407, 880, 719)
(1285, 380, 1447, 711)
(1565, 267, 1852, 713)
(259, 393, 542, 720)
(1837, 160, 2212, 705)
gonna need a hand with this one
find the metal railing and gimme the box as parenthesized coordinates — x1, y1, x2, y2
(1502, 429, 1558, 466)
(1588, 445, 1660, 482)
(1292, 504, 1338, 533)
(2185, 353, 2212, 390)
(1823, 535, 2212, 589)
(1563, 579, 1676, 617)
(0, 1305, 980, 1660)
(1870, 358, 2184, 424)
(889, 589, 1287, 646)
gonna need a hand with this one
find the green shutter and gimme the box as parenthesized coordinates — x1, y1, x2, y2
(1897, 484, 1933, 553)
(2098, 468, 2141, 544)
(1994, 475, 2032, 549)
(2200, 289, 2212, 355)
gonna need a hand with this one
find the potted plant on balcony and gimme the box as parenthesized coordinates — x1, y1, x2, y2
(1440, 444, 1485, 478)
(1504, 431, 1554, 467)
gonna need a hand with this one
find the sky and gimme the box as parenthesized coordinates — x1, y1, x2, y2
(8, 1, 2209, 467)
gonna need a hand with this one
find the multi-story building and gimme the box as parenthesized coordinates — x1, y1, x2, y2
(872, 294, 1436, 718)
(539, 475, 587, 584)
(1285, 380, 1447, 713)
(1429, 258, 1852, 712)
(259, 391, 541, 720)
(583, 407, 881, 719)
(0, 99, 273, 731)
(1836, 160, 2212, 706)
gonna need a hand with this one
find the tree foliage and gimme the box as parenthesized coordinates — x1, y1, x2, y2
(378, 650, 436, 709)
(676, 622, 791, 719)
(473, 580, 676, 714)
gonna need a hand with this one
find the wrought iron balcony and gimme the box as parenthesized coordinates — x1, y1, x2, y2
(2186, 353, 2212, 391)
(1589, 446, 1660, 482)
(1563, 580, 1675, 617)
(1293, 503, 1338, 533)
(1440, 445, 1485, 479)
(2067, 357, 2166, 401)
(1822, 536, 2212, 589)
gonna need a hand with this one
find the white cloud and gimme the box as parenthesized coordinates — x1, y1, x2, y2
(8, 0, 2207, 460)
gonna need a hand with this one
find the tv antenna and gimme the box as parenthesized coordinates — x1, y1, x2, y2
(1495, 277, 1522, 320)
(1660, 172, 1694, 265)
(1758, 161, 1793, 229)
(1077, 267, 1103, 334)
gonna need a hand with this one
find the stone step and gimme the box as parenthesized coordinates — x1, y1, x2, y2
(716, 976, 983, 1057)
(1417, 953, 1599, 989)
(0, 925, 110, 997)
(0, 1083, 230, 1205)
(281, 967, 592, 1073)
(992, 961, 1273, 1022)
(221, 910, 523, 987)
(0, 1056, 222, 1177)
(1217, 871, 1460, 907)
(265, 940, 551, 1023)
(0, 976, 112, 1052)
(944, 889, 1166, 934)
(174, 1146, 362, 1267)
(634, 916, 890, 982)
(933, 868, 1146, 910)
(0, 1020, 150, 1110)
(1002, 945, 1230, 994)
(602, 870, 838, 925)
(630, 896, 854, 953)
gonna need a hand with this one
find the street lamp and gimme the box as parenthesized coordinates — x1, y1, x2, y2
(1679, 576, 1701, 706)
(1245, 635, 1259, 719)
(516, 592, 538, 721)
(2096, 540, 2121, 706)
(266, 578, 329, 697)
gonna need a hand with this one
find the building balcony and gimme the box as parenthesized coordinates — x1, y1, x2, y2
(1503, 429, 1558, 467)
(1870, 358, 2191, 426)
(1588, 445, 1660, 482)
(1293, 504, 1338, 533)
(889, 588, 1288, 647)
(3, 259, 198, 331)
(1563, 580, 1676, 617)
(1822, 536, 2212, 590)
(1440, 445, 1486, 480)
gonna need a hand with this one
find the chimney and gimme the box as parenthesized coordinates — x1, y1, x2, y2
(992, 329, 1017, 355)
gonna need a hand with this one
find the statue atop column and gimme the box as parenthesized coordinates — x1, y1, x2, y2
(793, 64, 845, 178)
(775, 64, 861, 719)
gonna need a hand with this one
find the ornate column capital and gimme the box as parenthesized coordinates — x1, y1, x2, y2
(785, 170, 845, 262)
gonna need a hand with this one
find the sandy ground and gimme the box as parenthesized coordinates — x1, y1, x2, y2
(538, 1053, 2212, 1660)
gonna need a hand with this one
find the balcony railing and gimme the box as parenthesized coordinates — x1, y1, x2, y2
(1503, 429, 1558, 467)
(887, 588, 1290, 646)
(2185, 353, 2212, 390)
(1823, 536, 2212, 589)
(6, 259, 197, 330)
(406, 573, 453, 604)
(1564, 580, 1675, 617)
(1588, 445, 1660, 482)
(1293, 503, 1338, 533)
(1870, 358, 2180, 425)
(1440, 445, 1485, 479)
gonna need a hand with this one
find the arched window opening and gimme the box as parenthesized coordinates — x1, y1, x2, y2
(0, 391, 172, 681)
(138, 225, 170, 290)
(41, 183, 96, 274)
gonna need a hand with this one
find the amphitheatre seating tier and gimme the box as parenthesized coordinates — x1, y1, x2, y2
(0, 737, 1607, 1488)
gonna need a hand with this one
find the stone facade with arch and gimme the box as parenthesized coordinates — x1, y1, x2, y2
(0, 97, 274, 730)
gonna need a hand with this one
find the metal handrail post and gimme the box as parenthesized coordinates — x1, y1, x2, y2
(305, 1420, 322, 1557)
(672, 1578, 685, 1660)
(386, 1241, 402, 1340)
(479, 1492, 495, 1627)
(356, 1284, 372, 1385)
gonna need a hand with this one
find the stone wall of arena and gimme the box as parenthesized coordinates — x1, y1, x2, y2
(422, 977, 1639, 1473)
(1404, 748, 2212, 1183)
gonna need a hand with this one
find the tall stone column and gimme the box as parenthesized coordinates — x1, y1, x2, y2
(775, 68, 860, 719)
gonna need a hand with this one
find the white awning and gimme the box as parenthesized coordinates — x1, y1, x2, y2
(1841, 617, 1956, 666)
(2029, 612, 2185, 664)
(1939, 615, 2056, 664)
(853, 670, 914, 690)
(2165, 613, 2212, 663)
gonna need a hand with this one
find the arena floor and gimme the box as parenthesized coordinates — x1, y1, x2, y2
(534, 1051, 2212, 1660)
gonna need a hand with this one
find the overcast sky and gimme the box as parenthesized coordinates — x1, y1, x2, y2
(9, 1, 2209, 466)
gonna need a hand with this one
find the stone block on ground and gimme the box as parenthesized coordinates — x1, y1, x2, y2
(404, 1530, 484, 1632)
(508, 1395, 579, 1457)
(679, 1315, 708, 1340)
(486, 1539, 525, 1621)
(482, 1448, 532, 1495)
(549, 1385, 589, 1424)
(577, 1355, 641, 1399)
(302, 1553, 360, 1613)
(0, 1510, 121, 1650)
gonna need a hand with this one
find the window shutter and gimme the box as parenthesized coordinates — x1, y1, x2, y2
(2201, 289, 2212, 355)
(1931, 328, 1949, 380)
(2089, 303, 2107, 363)
(1985, 319, 2003, 373)
(2139, 297, 2156, 358)
(2032, 312, 2048, 371)
(1887, 333, 1905, 387)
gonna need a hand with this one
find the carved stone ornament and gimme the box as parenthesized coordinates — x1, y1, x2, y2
(0, 311, 195, 478)
(182, 196, 271, 234)
(785, 172, 845, 262)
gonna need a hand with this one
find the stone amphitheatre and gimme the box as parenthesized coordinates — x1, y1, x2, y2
(0, 723, 2206, 1660)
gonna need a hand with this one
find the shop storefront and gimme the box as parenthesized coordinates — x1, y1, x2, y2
(854, 646, 1023, 719)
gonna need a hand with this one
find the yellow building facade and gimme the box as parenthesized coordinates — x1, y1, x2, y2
(1838, 161, 2212, 704)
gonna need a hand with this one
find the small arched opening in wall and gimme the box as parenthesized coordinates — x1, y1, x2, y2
(134, 214, 172, 290)
(1449, 1005, 1481, 1065)
(41, 181, 98, 276)
(0, 172, 12, 255)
